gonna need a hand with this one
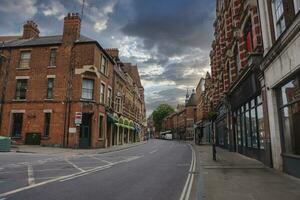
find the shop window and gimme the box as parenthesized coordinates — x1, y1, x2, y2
(235, 95, 265, 149)
(295, 0, 300, 13)
(11, 113, 23, 138)
(81, 79, 94, 100)
(19, 51, 31, 68)
(273, 0, 286, 37)
(278, 77, 300, 155)
(245, 105, 252, 147)
(44, 113, 51, 137)
(241, 106, 246, 147)
(251, 99, 258, 148)
(237, 109, 242, 146)
(257, 103, 265, 149)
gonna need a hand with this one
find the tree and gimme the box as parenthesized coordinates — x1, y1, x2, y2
(152, 104, 175, 132)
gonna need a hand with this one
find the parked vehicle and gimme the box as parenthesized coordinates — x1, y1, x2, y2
(165, 134, 173, 140)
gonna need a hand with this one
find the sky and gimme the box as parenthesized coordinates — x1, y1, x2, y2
(0, 0, 216, 116)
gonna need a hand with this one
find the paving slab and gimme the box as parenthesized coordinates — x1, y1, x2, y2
(194, 144, 300, 200)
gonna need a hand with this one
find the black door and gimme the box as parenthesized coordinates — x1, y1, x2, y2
(79, 113, 92, 148)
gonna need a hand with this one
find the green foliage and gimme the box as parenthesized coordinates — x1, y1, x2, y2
(152, 104, 175, 131)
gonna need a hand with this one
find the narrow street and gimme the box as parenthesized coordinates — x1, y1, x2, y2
(0, 140, 194, 200)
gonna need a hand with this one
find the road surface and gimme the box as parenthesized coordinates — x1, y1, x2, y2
(0, 139, 195, 200)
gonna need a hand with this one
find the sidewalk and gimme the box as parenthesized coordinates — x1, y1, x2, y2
(9, 141, 146, 156)
(194, 144, 300, 200)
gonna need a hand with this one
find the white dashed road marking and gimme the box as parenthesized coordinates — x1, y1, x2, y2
(65, 159, 85, 172)
(149, 149, 158, 154)
(27, 165, 35, 186)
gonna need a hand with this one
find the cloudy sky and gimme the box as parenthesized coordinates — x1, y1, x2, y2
(0, 0, 215, 115)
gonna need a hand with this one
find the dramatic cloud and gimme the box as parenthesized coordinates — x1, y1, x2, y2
(0, 0, 215, 116)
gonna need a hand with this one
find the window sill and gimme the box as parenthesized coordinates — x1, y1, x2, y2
(80, 98, 96, 103)
(16, 67, 30, 70)
(47, 66, 56, 68)
(42, 137, 50, 140)
(44, 98, 54, 101)
(11, 136, 22, 139)
(12, 99, 27, 102)
(98, 138, 105, 141)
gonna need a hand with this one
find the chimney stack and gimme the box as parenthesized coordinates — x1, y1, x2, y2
(63, 13, 81, 43)
(22, 20, 40, 39)
(105, 48, 119, 59)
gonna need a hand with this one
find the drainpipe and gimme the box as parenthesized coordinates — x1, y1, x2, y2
(63, 44, 76, 148)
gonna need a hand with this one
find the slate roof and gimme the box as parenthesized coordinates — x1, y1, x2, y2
(186, 93, 197, 107)
(0, 35, 95, 48)
(122, 63, 142, 88)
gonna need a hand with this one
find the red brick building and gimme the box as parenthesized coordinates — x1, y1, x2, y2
(161, 90, 197, 140)
(0, 13, 146, 149)
(207, 0, 271, 166)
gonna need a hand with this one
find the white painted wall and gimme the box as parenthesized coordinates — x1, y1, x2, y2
(264, 27, 300, 170)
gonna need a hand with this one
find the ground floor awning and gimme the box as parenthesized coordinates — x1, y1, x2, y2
(115, 123, 135, 130)
(107, 113, 119, 123)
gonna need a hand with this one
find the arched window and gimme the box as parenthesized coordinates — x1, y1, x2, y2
(244, 19, 254, 53)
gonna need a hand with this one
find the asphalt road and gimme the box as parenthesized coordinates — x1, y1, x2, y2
(0, 139, 195, 200)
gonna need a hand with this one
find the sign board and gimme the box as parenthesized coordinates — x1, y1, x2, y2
(69, 127, 77, 133)
(75, 112, 82, 125)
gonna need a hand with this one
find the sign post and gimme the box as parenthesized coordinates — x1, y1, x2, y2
(75, 112, 82, 126)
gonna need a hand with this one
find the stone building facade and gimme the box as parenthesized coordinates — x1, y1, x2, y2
(258, 0, 300, 178)
(0, 13, 146, 149)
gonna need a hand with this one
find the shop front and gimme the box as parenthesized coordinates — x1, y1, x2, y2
(276, 74, 300, 178)
(215, 104, 228, 149)
(229, 69, 272, 167)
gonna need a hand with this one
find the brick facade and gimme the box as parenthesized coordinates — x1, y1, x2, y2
(0, 13, 146, 148)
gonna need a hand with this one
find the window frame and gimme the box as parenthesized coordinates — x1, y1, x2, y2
(18, 50, 31, 69)
(100, 82, 106, 104)
(277, 75, 300, 155)
(15, 79, 28, 100)
(49, 48, 57, 67)
(272, 0, 286, 38)
(46, 78, 55, 99)
(11, 113, 23, 138)
(100, 55, 108, 76)
(43, 112, 51, 137)
(81, 79, 94, 100)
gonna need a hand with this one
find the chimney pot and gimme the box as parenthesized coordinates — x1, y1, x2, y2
(22, 20, 40, 39)
(63, 13, 81, 44)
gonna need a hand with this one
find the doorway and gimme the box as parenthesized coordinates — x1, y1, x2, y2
(79, 113, 92, 148)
